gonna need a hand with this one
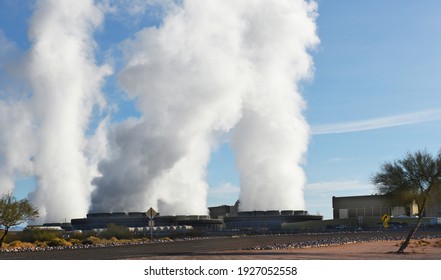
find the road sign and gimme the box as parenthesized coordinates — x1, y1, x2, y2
(147, 207, 157, 219)
(381, 214, 390, 228)
(381, 214, 390, 222)
(146, 207, 157, 243)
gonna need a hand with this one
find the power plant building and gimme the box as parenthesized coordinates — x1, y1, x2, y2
(332, 194, 438, 219)
(223, 210, 323, 230)
(70, 204, 323, 232)
(71, 212, 223, 232)
(209, 202, 323, 230)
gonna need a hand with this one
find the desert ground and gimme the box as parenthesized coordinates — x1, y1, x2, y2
(142, 238, 441, 260)
(1, 231, 441, 260)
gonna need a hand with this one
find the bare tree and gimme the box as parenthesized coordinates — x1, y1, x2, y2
(372, 150, 441, 253)
(0, 192, 39, 248)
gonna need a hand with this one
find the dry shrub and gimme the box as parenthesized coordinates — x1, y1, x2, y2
(68, 238, 82, 246)
(82, 236, 104, 245)
(159, 237, 172, 242)
(18, 229, 61, 243)
(131, 238, 146, 243)
(99, 224, 132, 240)
(109, 237, 119, 243)
(397, 239, 431, 248)
(34, 241, 48, 248)
(46, 238, 72, 247)
(7, 240, 35, 249)
(410, 239, 430, 248)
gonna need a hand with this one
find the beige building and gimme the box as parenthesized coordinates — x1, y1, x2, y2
(426, 188, 441, 217)
(332, 195, 419, 219)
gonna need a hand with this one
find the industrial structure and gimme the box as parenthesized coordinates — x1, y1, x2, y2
(332, 195, 417, 219)
(64, 202, 323, 232)
(71, 212, 223, 232)
(208, 201, 323, 230)
(33, 192, 441, 234)
(332, 194, 441, 219)
(223, 210, 323, 230)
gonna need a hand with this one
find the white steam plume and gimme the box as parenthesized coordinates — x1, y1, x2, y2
(91, 0, 249, 214)
(0, 101, 34, 194)
(0, 31, 34, 194)
(232, 1, 318, 211)
(27, 0, 111, 222)
(91, 0, 318, 214)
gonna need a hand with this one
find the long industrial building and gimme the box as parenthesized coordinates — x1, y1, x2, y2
(71, 212, 223, 231)
(223, 210, 323, 230)
(208, 201, 323, 230)
(69, 206, 323, 232)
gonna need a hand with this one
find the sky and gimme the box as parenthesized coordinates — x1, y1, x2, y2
(1, 0, 440, 221)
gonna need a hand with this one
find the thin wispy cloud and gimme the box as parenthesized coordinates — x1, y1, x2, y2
(312, 108, 441, 135)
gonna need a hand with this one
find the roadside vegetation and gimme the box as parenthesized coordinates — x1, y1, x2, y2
(0, 192, 39, 247)
(0, 224, 174, 251)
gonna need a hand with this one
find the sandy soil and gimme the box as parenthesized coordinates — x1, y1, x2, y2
(141, 238, 441, 260)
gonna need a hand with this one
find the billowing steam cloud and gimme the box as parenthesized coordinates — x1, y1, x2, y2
(91, 0, 318, 214)
(26, 0, 111, 222)
(0, 0, 318, 221)
(0, 100, 34, 194)
(231, 1, 318, 211)
(91, 0, 248, 214)
(0, 32, 34, 194)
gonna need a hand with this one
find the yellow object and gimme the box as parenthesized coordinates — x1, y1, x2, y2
(381, 214, 390, 228)
(381, 214, 390, 222)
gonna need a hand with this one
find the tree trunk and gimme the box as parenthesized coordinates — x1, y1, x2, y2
(397, 190, 431, 254)
(396, 215, 424, 253)
(0, 227, 9, 248)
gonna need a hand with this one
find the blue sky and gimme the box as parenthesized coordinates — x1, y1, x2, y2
(209, 0, 441, 218)
(302, 0, 441, 218)
(1, 1, 441, 220)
